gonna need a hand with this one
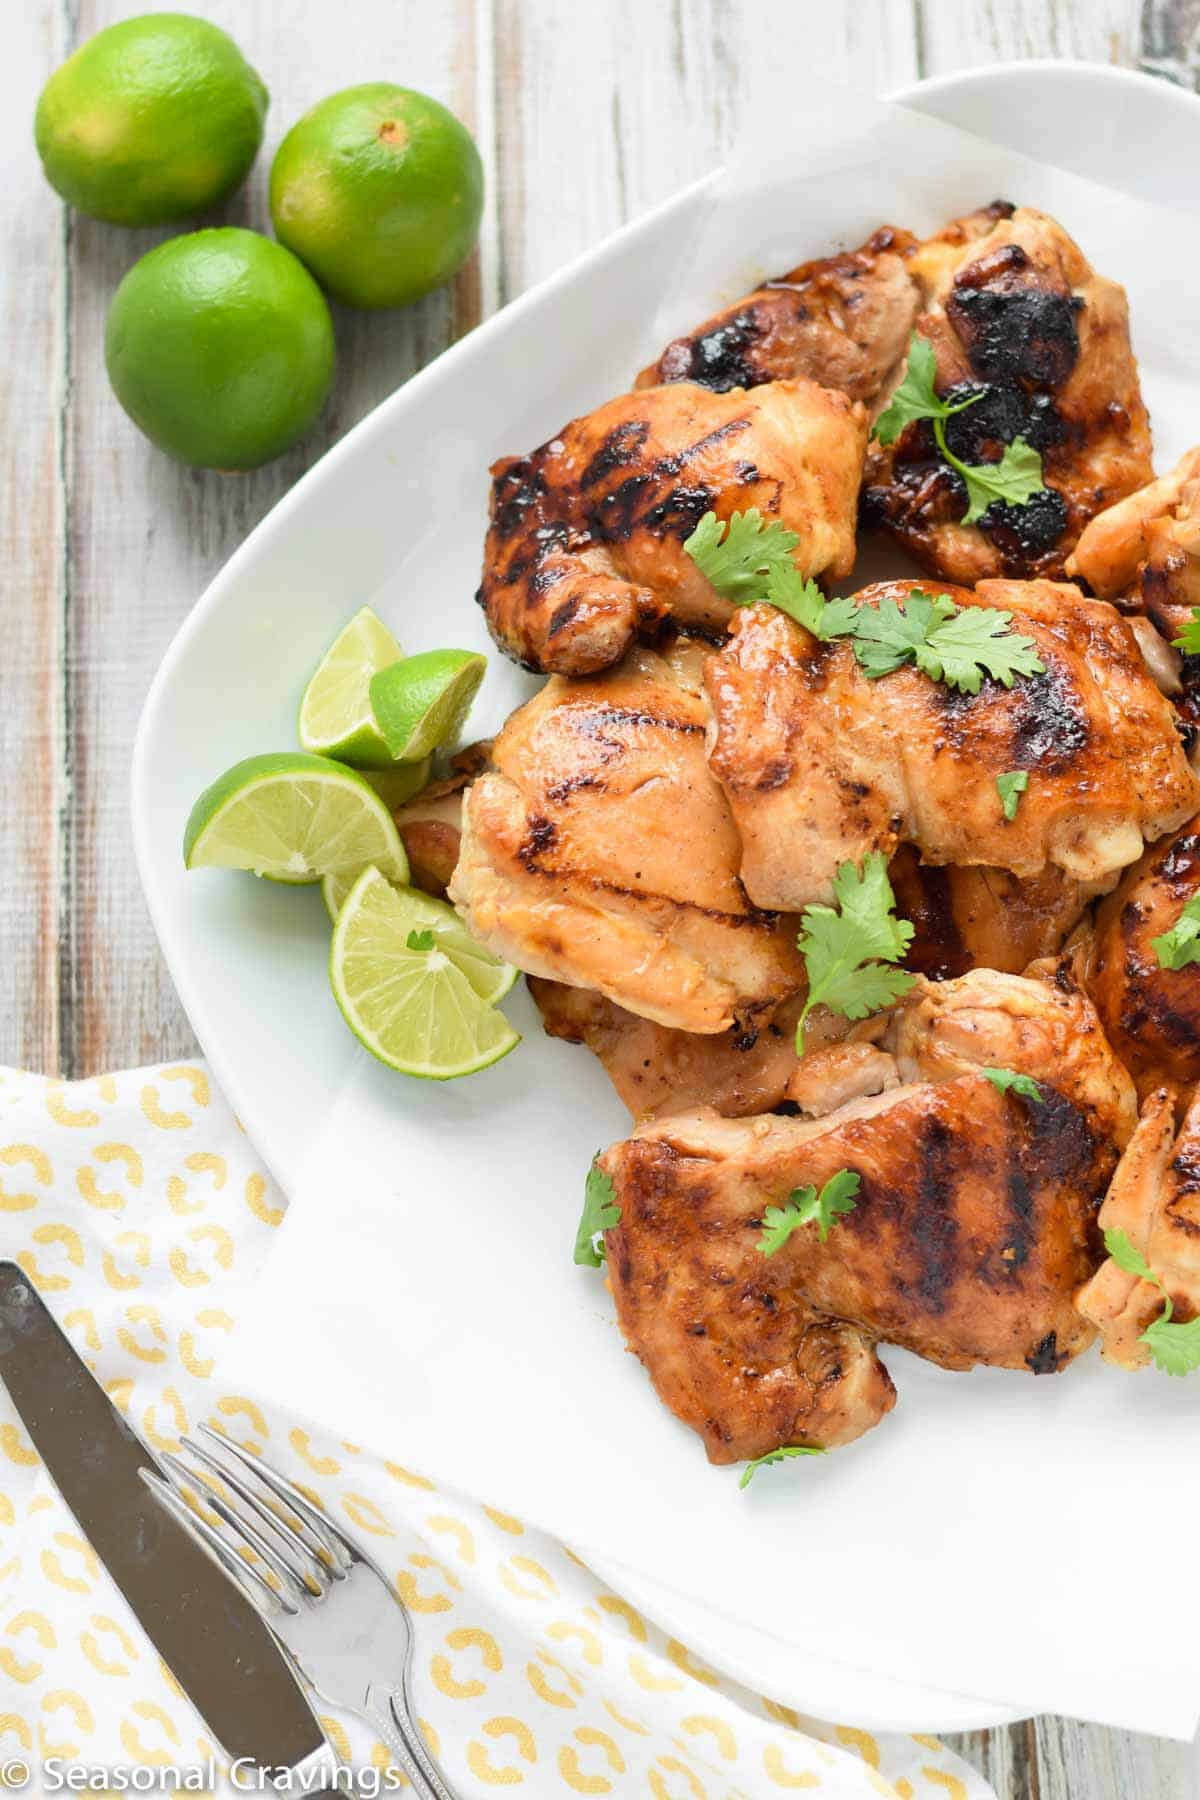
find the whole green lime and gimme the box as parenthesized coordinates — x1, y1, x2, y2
(105, 229, 335, 470)
(34, 13, 268, 227)
(269, 83, 484, 310)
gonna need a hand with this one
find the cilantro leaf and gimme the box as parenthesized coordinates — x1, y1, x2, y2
(996, 771, 1029, 821)
(871, 332, 1048, 523)
(1151, 894, 1200, 970)
(406, 929, 436, 951)
(795, 852, 916, 1053)
(683, 509, 801, 604)
(1172, 608, 1200, 655)
(757, 1170, 861, 1256)
(1142, 1314, 1200, 1378)
(1103, 1227, 1200, 1376)
(764, 563, 860, 640)
(574, 1157, 621, 1268)
(937, 429, 1046, 526)
(871, 334, 983, 447)
(850, 588, 1044, 694)
(981, 1066, 1043, 1103)
(738, 1444, 828, 1489)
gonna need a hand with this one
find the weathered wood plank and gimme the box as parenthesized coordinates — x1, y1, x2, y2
(916, 0, 1140, 68)
(60, 0, 492, 1073)
(0, 2, 68, 1073)
(1141, 0, 1200, 84)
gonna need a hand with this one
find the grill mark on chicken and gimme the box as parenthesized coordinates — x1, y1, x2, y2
(660, 309, 763, 391)
(579, 419, 651, 487)
(906, 1112, 960, 1314)
(887, 859, 968, 979)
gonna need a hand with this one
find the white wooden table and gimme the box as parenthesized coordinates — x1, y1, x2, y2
(3, 1, 1199, 1792)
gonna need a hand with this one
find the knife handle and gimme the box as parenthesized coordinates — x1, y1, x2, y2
(364, 1681, 458, 1800)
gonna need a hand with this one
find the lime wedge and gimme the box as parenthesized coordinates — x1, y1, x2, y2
(298, 606, 403, 767)
(319, 757, 432, 921)
(359, 756, 431, 809)
(369, 649, 487, 762)
(184, 752, 409, 886)
(322, 870, 516, 1009)
(330, 867, 520, 1079)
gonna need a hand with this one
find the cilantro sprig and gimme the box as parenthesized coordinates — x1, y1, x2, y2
(795, 852, 916, 1054)
(764, 562, 861, 639)
(574, 1157, 621, 1268)
(757, 1170, 861, 1256)
(739, 1444, 828, 1490)
(1103, 1228, 1200, 1376)
(1151, 895, 1200, 971)
(406, 929, 436, 951)
(872, 332, 1048, 525)
(851, 588, 1044, 694)
(981, 1067, 1043, 1103)
(1171, 607, 1200, 655)
(996, 770, 1029, 821)
(683, 508, 801, 604)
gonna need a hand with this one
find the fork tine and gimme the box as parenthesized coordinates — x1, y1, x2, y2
(140, 1468, 286, 1616)
(163, 1452, 313, 1608)
(175, 1440, 330, 1595)
(195, 1423, 353, 1571)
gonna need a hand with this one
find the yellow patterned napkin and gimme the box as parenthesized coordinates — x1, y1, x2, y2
(0, 1062, 994, 1799)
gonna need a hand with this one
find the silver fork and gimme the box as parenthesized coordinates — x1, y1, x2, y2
(141, 1423, 457, 1800)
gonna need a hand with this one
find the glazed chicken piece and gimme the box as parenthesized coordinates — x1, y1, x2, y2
(528, 982, 891, 1121)
(889, 846, 1094, 978)
(635, 204, 1011, 407)
(394, 745, 491, 896)
(1069, 445, 1200, 728)
(598, 969, 1136, 1463)
(637, 226, 921, 405)
(531, 854, 1091, 1119)
(477, 379, 866, 675)
(861, 205, 1153, 584)
(1076, 1084, 1200, 1367)
(705, 579, 1197, 909)
(1082, 812, 1200, 1096)
(448, 638, 804, 1033)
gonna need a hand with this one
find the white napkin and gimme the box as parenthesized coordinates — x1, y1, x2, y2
(0, 1061, 992, 1798)
(222, 89, 1200, 1742)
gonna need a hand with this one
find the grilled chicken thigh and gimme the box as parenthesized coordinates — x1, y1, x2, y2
(889, 847, 1094, 978)
(448, 639, 804, 1033)
(477, 379, 866, 675)
(1082, 813, 1200, 1095)
(1069, 445, 1200, 727)
(705, 579, 1197, 908)
(862, 206, 1152, 583)
(599, 969, 1134, 1463)
(637, 225, 921, 405)
(1076, 1083, 1200, 1367)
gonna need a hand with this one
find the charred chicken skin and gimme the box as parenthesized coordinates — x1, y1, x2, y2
(637, 225, 921, 406)
(448, 638, 804, 1034)
(477, 379, 866, 676)
(861, 205, 1153, 584)
(598, 969, 1135, 1464)
(705, 579, 1197, 909)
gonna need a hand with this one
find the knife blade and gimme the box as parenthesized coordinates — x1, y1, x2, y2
(0, 1260, 330, 1775)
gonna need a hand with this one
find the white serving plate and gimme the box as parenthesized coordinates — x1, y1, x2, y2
(134, 63, 1200, 1736)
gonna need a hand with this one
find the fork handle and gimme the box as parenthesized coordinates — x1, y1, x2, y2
(364, 1681, 459, 1800)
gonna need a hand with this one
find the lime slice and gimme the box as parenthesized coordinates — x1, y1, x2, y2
(184, 752, 409, 885)
(298, 606, 404, 766)
(369, 649, 487, 762)
(330, 867, 520, 1079)
(322, 871, 517, 1010)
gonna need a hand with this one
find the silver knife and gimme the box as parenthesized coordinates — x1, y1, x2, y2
(0, 1260, 335, 1783)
